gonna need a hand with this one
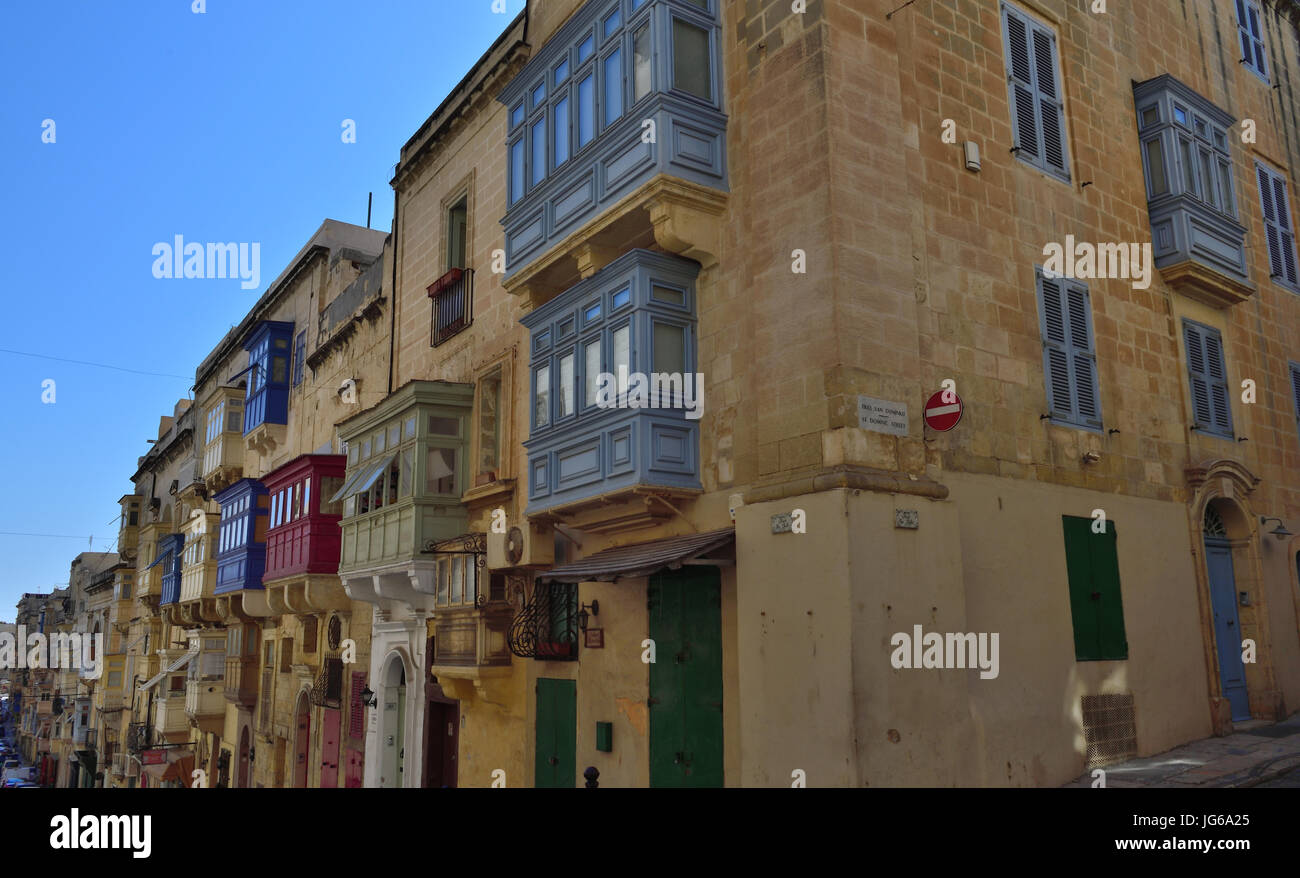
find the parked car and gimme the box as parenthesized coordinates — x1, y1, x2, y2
(1, 777, 37, 789)
(2, 761, 33, 782)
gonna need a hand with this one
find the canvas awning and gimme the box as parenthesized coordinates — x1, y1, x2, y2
(539, 528, 735, 583)
(142, 751, 194, 785)
(329, 453, 395, 502)
(136, 642, 200, 692)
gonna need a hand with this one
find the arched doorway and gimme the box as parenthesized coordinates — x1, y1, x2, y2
(380, 655, 406, 789)
(237, 726, 250, 788)
(293, 692, 311, 788)
(1203, 503, 1250, 721)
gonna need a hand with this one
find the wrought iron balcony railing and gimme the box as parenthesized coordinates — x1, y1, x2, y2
(428, 268, 473, 347)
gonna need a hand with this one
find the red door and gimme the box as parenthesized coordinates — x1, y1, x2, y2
(293, 707, 310, 788)
(345, 748, 363, 788)
(320, 708, 341, 788)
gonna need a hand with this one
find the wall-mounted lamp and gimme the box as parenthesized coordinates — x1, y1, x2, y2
(577, 600, 599, 632)
(1259, 517, 1293, 541)
(359, 686, 378, 709)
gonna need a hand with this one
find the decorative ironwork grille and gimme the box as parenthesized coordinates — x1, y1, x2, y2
(1203, 504, 1227, 537)
(310, 656, 344, 708)
(507, 580, 578, 660)
(126, 722, 150, 753)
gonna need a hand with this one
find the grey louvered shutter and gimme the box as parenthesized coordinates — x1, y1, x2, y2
(1290, 362, 1300, 430)
(1031, 26, 1068, 176)
(1039, 270, 1073, 420)
(1202, 330, 1232, 434)
(1064, 281, 1102, 429)
(1258, 165, 1298, 288)
(1236, 0, 1268, 79)
(1184, 321, 1232, 436)
(1003, 4, 1069, 179)
(1004, 7, 1040, 163)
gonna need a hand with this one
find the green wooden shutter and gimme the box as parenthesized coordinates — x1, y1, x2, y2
(1064, 281, 1101, 429)
(1087, 520, 1128, 660)
(1062, 516, 1100, 659)
(1062, 516, 1128, 661)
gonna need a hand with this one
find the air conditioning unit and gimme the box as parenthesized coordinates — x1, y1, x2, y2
(487, 523, 554, 569)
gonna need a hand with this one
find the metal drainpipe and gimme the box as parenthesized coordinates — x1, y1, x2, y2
(388, 187, 399, 395)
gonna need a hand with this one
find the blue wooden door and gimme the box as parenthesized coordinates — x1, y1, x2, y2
(1205, 539, 1250, 721)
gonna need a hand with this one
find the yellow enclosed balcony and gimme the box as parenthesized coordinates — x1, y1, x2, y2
(202, 390, 246, 494)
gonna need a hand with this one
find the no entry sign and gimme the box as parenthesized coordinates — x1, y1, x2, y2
(924, 390, 963, 431)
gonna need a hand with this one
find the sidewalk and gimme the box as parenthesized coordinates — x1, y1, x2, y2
(1063, 713, 1300, 787)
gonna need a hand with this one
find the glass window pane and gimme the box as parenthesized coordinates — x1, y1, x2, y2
(1200, 150, 1217, 209)
(554, 96, 569, 167)
(271, 356, 287, 384)
(387, 458, 399, 505)
(437, 560, 449, 605)
(375, 430, 386, 453)
(673, 19, 711, 100)
(510, 103, 524, 128)
(1179, 137, 1196, 195)
(654, 323, 686, 374)
(578, 74, 594, 147)
(531, 81, 546, 106)
(427, 448, 457, 494)
(303, 478, 311, 514)
(1218, 160, 1234, 215)
(451, 556, 463, 604)
(1144, 139, 1167, 196)
(612, 287, 631, 308)
(1139, 106, 1158, 128)
(652, 284, 685, 306)
(604, 49, 623, 125)
(388, 425, 400, 447)
(585, 340, 602, 407)
(613, 325, 630, 393)
(560, 353, 575, 417)
(633, 24, 652, 102)
(531, 118, 546, 185)
(404, 416, 416, 439)
(428, 416, 458, 435)
(510, 139, 524, 205)
(536, 365, 551, 426)
(555, 58, 569, 84)
(603, 8, 620, 37)
(578, 35, 594, 63)
(400, 448, 413, 497)
(584, 302, 601, 321)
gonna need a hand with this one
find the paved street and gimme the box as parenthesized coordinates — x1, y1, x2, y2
(1064, 714, 1300, 788)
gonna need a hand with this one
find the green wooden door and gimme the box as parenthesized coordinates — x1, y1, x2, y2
(534, 678, 576, 788)
(648, 568, 723, 787)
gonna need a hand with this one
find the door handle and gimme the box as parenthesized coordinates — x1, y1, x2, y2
(548, 755, 558, 766)
(1226, 620, 1234, 627)
(673, 751, 683, 764)
(1089, 591, 1101, 601)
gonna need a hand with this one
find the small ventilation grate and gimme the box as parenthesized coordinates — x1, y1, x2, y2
(1081, 694, 1137, 769)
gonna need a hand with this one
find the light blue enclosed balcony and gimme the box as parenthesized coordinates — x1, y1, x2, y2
(521, 249, 701, 529)
(499, 0, 727, 284)
(1132, 75, 1254, 308)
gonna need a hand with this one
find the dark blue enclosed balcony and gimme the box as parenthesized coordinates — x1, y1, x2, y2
(521, 249, 701, 528)
(214, 478, 269, 595)
(152, 533, 185, 606)
(1132, 75, 1253, 308)
(499, 0, 727, 281)
(242, 321, 294, 435)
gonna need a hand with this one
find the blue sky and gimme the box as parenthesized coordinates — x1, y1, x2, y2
(0, 0, 524, 615)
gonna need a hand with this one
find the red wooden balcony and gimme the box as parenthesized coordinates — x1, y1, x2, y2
(262, 454, 347, 582)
